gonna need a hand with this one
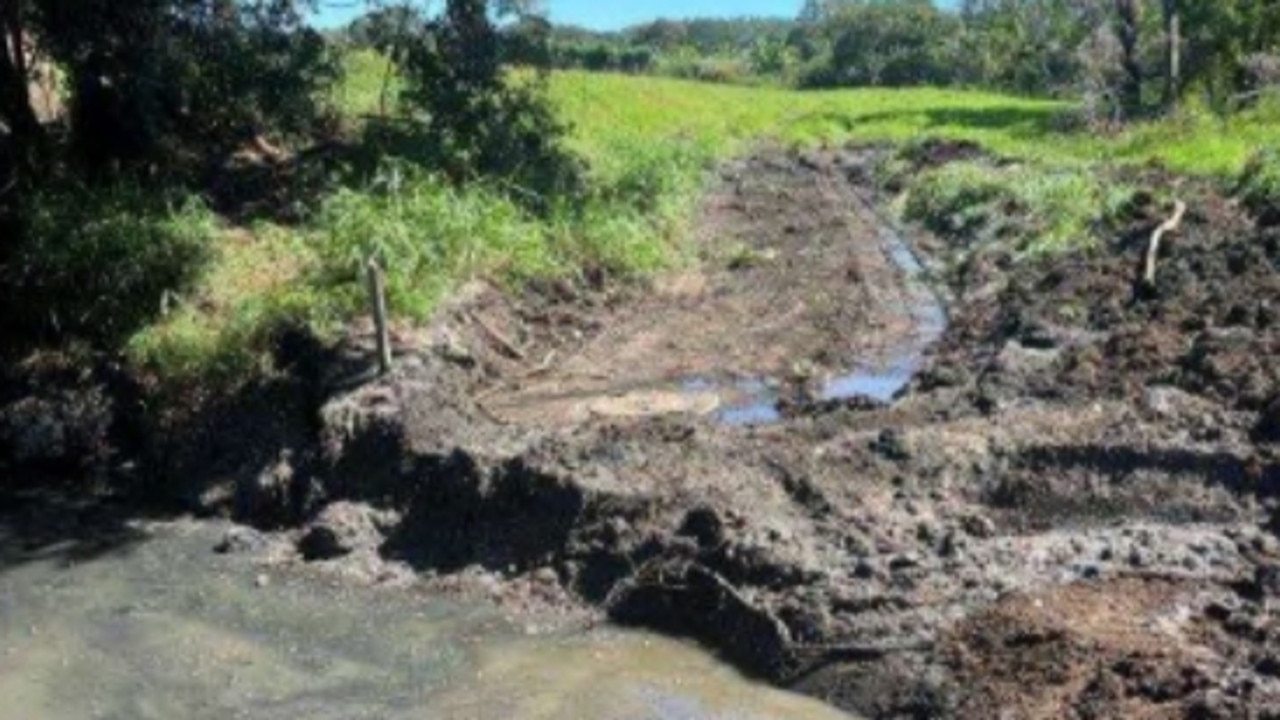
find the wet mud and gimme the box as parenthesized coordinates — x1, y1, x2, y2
(7, 144, 1280, 720)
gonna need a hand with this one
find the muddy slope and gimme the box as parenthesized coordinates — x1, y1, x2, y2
(11, 146, 1280, 720)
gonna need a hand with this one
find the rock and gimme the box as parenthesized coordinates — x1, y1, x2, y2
(0, 387, 113, 469)
(1254, 564, 1280, 597)
(873, 429, 911, 462)
(889, 553, 922, 572)
(1140, 386, 1191, 419)
(960, 514, 998, 539)
(1256, 655, 1280, 678)
(236, 450, 297, 526)
(298, 502, 393, 561)
(214, 526, 270, 556)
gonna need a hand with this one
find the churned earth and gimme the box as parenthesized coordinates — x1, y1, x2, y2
(5, 145, 1280, 720)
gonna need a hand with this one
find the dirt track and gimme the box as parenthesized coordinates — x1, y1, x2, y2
(9, 145, 1280, 719)
(483, 148, 943, 427)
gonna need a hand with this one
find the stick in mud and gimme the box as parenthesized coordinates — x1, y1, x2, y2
(1144, 199, 1188, 288)
(366, 258, 393, 376)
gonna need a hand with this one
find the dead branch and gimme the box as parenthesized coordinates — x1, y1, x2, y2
(473, 350, 559, 403)
(1143, 199, 1187, 288)
(468, 311, 526, 361)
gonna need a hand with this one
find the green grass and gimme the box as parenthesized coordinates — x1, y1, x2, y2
(126, 58, 1280, 389)
(548, 70, 1277, 177)
(902, 159, 1139, 256)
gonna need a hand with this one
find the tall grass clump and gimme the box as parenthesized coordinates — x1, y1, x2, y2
(5, 184, 218, 347)
(309, 154, 700, 323)
(904, 160, 1136, 256)
(311, 164, 561, 321)
(1237, 147, 1280, 222)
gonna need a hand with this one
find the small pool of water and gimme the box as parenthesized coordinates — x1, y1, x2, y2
(706, 223, 947, 427)
(0, 520, 858, 720)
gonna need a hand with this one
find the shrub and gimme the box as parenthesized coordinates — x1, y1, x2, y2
(1237, 148, 1280, 223)
(4, 184, 217, 347)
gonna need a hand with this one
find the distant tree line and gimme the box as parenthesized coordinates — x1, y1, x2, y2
(333, 0, 1280, 122)
(795, 0, 1280, 119)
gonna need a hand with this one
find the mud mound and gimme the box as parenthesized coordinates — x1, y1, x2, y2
(928, 183, 1280, 420)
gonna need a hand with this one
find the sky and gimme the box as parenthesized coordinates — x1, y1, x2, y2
(312, 1, 804, 31)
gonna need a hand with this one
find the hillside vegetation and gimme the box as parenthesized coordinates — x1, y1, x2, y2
(124, 58, 1280, 390)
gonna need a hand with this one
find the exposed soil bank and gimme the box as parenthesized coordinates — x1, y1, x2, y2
(6, 146, 1280, 719)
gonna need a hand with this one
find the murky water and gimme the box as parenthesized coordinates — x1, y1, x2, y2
(713, 221, 948, 426)
(0, 521, 857, 720)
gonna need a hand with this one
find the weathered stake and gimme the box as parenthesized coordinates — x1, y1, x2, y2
(366, 258, 393, 376)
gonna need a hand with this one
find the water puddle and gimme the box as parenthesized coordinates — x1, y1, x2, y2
(704, 224, 947, 426)
(0, 521, 858, 720)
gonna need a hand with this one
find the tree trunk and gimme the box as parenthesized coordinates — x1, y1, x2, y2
(1162, 0, 1181, 110)
(0, 0, 43, 168)
(1115, 0, 1144, 118)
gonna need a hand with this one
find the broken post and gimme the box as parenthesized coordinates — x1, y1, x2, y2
(1143, 199, 1188, 289)
(366, 257, 393, 376)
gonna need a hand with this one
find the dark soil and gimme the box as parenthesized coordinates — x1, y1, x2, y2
(6, 144, 1280, 720)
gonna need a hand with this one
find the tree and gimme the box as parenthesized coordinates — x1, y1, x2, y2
(393, 0, 580, 203)
(1161, 0, 1181, 109)
(1, 0, 45, 173)
(6, 0, 339, 177)
(803, 0, 962, 88)
(1113, 0, 1144, 116)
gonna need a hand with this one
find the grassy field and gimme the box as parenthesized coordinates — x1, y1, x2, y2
(549, 70, 1279, 176)
(124, 59, 1280, 388)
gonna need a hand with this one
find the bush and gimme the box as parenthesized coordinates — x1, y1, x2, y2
(4, 184, 217, 347)
(391, 0, 583, 208)
(1237, 148, 1280, 223)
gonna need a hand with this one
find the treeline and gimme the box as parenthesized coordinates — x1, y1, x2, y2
(342, 0, 1280, 120)
(343, 13, 800, 83)
(794, 0, 1280, 118)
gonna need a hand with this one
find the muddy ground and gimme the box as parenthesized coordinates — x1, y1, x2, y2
(6, 145, 1280, 720)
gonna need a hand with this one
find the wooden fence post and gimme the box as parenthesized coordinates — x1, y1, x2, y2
(366, 257, 393, 376)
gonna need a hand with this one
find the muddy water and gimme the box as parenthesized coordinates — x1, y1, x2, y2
(717, 219, 947, 425)
(0, 521, 857, 720)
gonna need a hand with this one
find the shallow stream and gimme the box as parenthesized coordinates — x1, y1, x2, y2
(0, 520, 857, 720)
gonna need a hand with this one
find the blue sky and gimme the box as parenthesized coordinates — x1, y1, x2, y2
(312, 1, 804, 31)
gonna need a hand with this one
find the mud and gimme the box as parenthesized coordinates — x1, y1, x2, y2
(7, 144, 1280, 719)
